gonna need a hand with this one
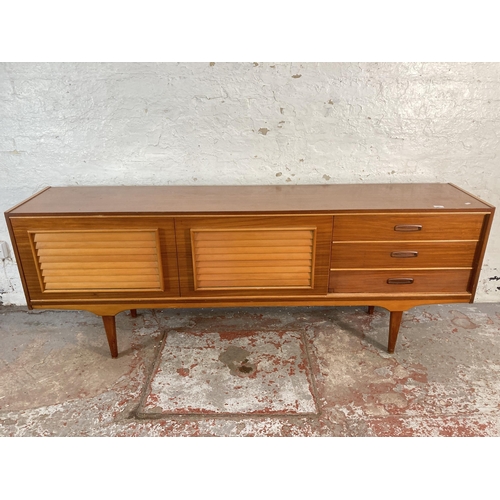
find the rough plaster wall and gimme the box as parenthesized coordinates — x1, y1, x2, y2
(1, 62, 499, 304)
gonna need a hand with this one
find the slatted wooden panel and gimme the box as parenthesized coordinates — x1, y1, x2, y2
(30, 230, 163, 292)
(191, 228, 316, 290)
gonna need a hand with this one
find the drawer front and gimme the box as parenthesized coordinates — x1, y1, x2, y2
(333, 214, 485, 241)
(331, 241, 478, 269)
(329, 269, 472, 293)
(329, 269, 471, 293)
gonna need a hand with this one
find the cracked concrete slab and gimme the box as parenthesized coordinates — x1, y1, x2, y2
(140, 328, 316, 416)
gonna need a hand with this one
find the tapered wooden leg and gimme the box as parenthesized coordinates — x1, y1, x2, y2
(388, 311, 404, 354)
(367, 306, 375, 315)
(130, 309, 138, 318)
(102, 316, 118, 358)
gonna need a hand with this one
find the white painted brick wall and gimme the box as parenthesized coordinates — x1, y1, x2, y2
(1, 62, 499, 304)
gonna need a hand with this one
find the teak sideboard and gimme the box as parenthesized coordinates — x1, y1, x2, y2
(5, 183, 495, 358)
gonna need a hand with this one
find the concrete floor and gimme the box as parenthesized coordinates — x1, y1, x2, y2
(1, 303, 500, 436)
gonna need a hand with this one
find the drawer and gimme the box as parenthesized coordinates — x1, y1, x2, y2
(331, 241, 478, 269)
(333, 214, 485, 241)
(329, 269, 472, 293)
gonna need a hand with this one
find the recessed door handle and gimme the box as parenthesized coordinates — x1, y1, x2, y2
(387, 278, 414, 285)
(394, 224, 422, 232)
(391, 251, 419, 258)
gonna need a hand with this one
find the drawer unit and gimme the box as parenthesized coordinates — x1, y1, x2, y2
(329, 212, 488, 296)
(5, 183, 494, 357)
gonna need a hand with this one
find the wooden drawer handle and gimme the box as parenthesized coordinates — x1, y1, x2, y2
(394, 224, 422, 232)
(387, 278, 414, 285)
(390, 251, 419, 258)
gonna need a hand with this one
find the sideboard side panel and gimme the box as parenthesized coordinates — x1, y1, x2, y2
(468, 209, 496, 300)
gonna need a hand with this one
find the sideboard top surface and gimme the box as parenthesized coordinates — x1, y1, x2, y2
(6, 183, 493, 216)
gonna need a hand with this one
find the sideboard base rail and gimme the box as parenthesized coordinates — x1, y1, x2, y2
(30, 297, 472, 358)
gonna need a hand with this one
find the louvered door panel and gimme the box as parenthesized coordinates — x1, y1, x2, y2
(30, 230, 163, 292)
(191, 228, 316, 290)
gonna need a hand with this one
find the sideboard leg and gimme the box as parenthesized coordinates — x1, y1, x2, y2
(367, 306, 375, 315)
(102, 316, 118, 358)
(130, 309, 138, 318)
(388, 311, 404, 354)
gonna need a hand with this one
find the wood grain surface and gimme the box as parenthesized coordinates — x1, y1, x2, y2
(333, 213, 486, 241)
(6, 183, 493, 215)
(31, 230, 163, 292)
(191, 228, 315, 290)
(9, 216, 180, 301)
(175, 215, 333, 297)
(329, 269, 472, 293)
(331, 241, 478, 268)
